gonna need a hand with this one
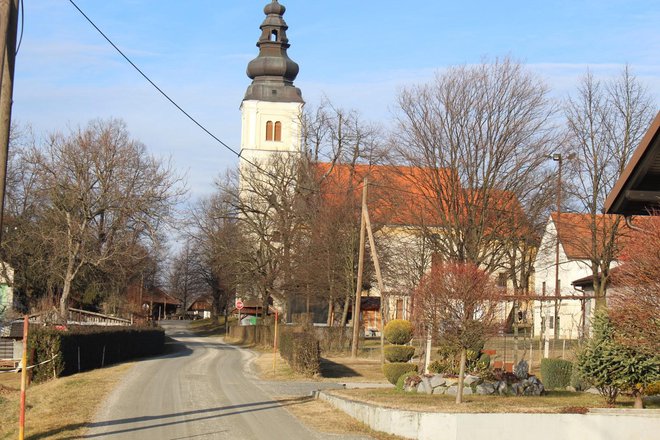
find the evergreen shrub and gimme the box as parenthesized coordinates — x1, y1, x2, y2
(384, 345, 415, 363)
(540, 358, 573, 389)
(382, 362, 418, 385)
(383, 320, 414, 345)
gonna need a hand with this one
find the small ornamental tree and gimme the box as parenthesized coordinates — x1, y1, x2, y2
(413, 262, 500, 404)
(382, 319, 417, 384)
(576, 312, 660, 408)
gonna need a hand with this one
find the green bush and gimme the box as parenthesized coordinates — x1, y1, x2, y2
(476, 353, 491, 371)
(396, 370, 420, 391)
(384, 345, 415, 363)
(382, 362, 418, 385)
(28, 325, 165, 382)
(428, 359, 456, 374)
(570, 365, 589, 391)
(278, 331, 320, 376)
(383, 320, 414, 345)
(576, 312, 660, 404)
(540, 358, 573, 390)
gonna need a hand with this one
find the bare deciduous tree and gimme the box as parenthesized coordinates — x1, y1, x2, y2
(392, 57, 558, 278)
(24, 119, 183, 318)
(609, 214, 660, 356)
(564, 67, 654, 310)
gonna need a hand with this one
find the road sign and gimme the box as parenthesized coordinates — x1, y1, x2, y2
(236, 299, 244, 310)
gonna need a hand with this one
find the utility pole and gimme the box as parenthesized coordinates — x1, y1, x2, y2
(363, 197, 386, 365)
(351, 178, 368, 359)
(0, 0, 18, 246)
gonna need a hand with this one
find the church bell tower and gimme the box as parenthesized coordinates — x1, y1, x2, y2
(240, 0, 304, 168)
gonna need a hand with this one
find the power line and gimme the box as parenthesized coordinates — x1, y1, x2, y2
(66, 0, 292, 184)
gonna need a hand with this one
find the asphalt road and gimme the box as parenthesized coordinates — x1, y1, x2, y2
(84, 321, 369, 440)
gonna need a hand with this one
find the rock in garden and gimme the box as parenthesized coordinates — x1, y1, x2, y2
(464, 375, 481, 386)
(476, 382, 496, 395)
(430, 374, 446, 388)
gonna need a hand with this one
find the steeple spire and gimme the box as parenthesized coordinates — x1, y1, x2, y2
(244, 0, 303, 103)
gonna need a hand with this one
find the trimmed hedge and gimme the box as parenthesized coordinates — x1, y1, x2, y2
(540, 358, 573, 390)
(383, 362, 418, 385)
(279, 331, 320, 376)
(383, 320, 414, 345)
(28, 325, 165, 383)
(384, 345, 415, 363)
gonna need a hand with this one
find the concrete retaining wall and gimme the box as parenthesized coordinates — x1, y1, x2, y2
(318, 391, 660, 440)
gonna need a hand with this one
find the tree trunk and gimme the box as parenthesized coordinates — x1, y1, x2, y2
(59, 276, 73, 321)
(456, 348, 467, 404)
(340, 293, 350, 326)
(327, 299, 334, 326)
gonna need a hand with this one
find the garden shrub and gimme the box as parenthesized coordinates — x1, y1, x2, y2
(428, 359, 451, 374)
(28, 325, 165, 382)
(646, 381, 660, 396)
(396, 370, 420, 391)
(383, 320, 414, 345)
(570, 365, 589, 391)
(576, 312, 660, 405)
(384, 345, 415, 363)
(540, 358, 573, 389)
(476, 353, 491, 371)
(382, 362, 418, 385)
(278, 331, 320, 376)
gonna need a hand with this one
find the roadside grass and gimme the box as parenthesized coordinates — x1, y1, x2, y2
(0, 362, 132, 440)
(280, 395, 405, 440)
(329, 388, 660, 413)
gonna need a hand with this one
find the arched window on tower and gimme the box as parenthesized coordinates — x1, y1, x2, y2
(265, 121, 273, 141)
(270, 30, 278, 42)
(274, 121, 282, 142)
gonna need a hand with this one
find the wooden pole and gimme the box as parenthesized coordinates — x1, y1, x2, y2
(0, 0, 18, 246)
(363, 202, 386, 365)
(351, 178, 368, 358)
(18, 315, 28, 440)
(273, 309, 278, 374)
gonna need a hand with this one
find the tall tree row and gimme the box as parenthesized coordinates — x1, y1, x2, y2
(564, 66, 654, 310)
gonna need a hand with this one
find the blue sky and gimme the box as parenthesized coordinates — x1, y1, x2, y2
(12, 0, 660, 201)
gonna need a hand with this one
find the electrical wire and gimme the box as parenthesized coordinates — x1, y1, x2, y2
(15, 0, 24, 55)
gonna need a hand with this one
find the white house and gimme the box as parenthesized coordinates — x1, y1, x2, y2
(532, 212, 637, 339)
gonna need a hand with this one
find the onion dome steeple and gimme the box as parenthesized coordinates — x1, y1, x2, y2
(244, 0, 303, 103)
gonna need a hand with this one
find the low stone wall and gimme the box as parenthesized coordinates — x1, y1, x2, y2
(318, 391, 660, 440)
(406, 373, 544, 396)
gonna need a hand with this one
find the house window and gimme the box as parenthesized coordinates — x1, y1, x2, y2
(549, 315, 554, 329)
(274, 121, 282, 141)
(497, 272, 507, 289)
(265, 121, 282, 142)
(396, 299, 404, 319)
(266, 121, 273, 141)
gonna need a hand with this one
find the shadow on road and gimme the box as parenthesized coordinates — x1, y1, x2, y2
(320, 358, 361, 378)
(69, 397, 312, 439)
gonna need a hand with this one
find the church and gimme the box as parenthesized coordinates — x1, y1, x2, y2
(236, 1, 525, 332)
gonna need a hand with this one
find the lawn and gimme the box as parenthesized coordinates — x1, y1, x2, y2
(329, 388, 660, 413)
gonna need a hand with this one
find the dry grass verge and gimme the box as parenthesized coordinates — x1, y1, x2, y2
(0, 362, 132, 440)
(280, 395, 404, 440)
(329, 388, 658, 413)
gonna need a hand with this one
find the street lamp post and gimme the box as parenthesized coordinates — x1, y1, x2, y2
(552, 153, 563, 342)
(549, 153, 574, 341)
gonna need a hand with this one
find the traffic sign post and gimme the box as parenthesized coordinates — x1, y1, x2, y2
(236, 299, 243, 323)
